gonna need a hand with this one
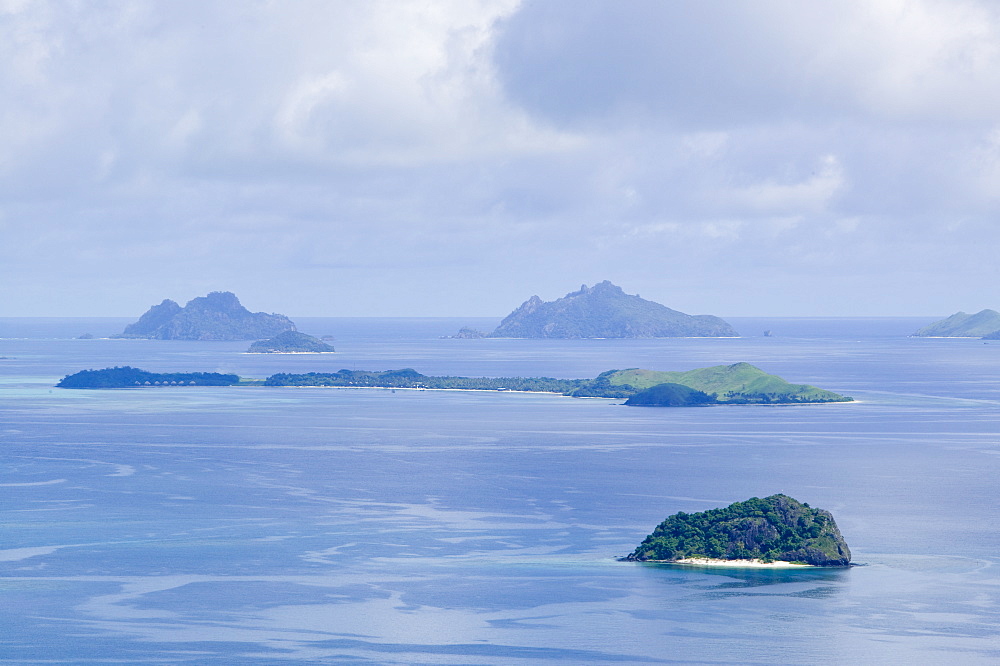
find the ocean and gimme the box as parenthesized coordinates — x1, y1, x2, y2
(2, 316, 999, 664)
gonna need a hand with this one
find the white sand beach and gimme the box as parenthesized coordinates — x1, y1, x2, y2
(672, 557, 814, 568)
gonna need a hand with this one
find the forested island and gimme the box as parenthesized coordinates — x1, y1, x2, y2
(115, 291, 295, 341)
(471, 281, 738, 339)
(624, 494, 852, 566)
(57, 363, 852, 404)
(57, 366, 241, 388)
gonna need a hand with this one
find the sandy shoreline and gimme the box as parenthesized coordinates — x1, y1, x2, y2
(669, 557, 814, 568)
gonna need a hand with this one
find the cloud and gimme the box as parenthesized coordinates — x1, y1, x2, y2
(494, 0, 1000, 128)
(2, 1, 1000, 316)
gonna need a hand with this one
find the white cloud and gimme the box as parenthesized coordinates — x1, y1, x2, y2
(2, 0, 1000, 316)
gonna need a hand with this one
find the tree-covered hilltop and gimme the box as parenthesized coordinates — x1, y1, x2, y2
(115, 291, 295, 341)
(913, 309, 1000, 337)
(57, 366, 241, 388)
(488, 281, 738, 338)
(623, 383, 717, 407)
(248, 331, 335, 353)
(625, 494, 851, 566)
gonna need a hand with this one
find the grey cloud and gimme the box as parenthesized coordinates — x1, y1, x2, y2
(494, 0, 1000, 130)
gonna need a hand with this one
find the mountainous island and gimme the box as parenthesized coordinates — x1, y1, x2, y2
(624, 494, 852, 566)
(115, 291, 295, 341)
(479, 281, 737, 338)
(247, 331, 334, 353)
(57, 363, 851, 404)
(913, 309, 1000, 337)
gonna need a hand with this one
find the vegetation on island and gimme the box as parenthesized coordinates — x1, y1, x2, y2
(913, 309, 1000, 337)
(263, 363, 851, 404)
(602, 363, 850, 404)
(624, 383, 717, 406)
(56, 363, 851, 405)
(114, 291, 295, 341)
(57, 366, 241, 388)
(248, 331, 334, 353)
(264, 368, 583, 393)
(625, 494, 851, 566)
(486, 281, 738, 338)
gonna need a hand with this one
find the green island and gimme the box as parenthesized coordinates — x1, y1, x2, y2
(56, 366, 241, 388)
(625, 494, 852, 566)
(264, 364, 850, 404)
(57, 363, 852, 405)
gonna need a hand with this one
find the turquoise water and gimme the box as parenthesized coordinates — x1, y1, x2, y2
(2, 317, 999, 663)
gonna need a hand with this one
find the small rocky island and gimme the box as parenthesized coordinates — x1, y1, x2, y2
(247, 331, 334, 353)
(115, 291, 295, 341)
(481, 281, 738, 338)
(625, 494, 851, 566)
(444, 327, 488, 339)
(913, 309, 1000, 337)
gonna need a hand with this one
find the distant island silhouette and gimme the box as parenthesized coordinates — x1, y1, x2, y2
(459, 281, 738, 339)
(247, 331, 335, 353)
(114, 291, 295, 341)
(913, 309, 1000, 338)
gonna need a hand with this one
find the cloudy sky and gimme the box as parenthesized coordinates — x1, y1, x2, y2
(3, 0, 999, 317)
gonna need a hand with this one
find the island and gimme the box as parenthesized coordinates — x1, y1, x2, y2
(482, 281, 738, 338)
(247, 331, 334, 353)
(57, 366, 241, 388)
(601, 363, 850, 404)
(56, 363, 852, 404)
(264, 363, 851, 404)
(114, 291, 296, 341)
(624, 494, 851, 567)
(913, 309, 1000, 337)
(443, 327, 488, 339)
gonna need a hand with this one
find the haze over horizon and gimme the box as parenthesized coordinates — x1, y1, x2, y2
(3, 1, 999, 318)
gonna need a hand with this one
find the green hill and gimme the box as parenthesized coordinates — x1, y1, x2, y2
(913, 309, 1000, 337)
(593, 363, 850, 404)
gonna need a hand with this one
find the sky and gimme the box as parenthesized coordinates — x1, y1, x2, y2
(3, 0, 1000, 317)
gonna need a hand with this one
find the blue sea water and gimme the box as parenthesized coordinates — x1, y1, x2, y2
(2, 316, 1000, 664)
